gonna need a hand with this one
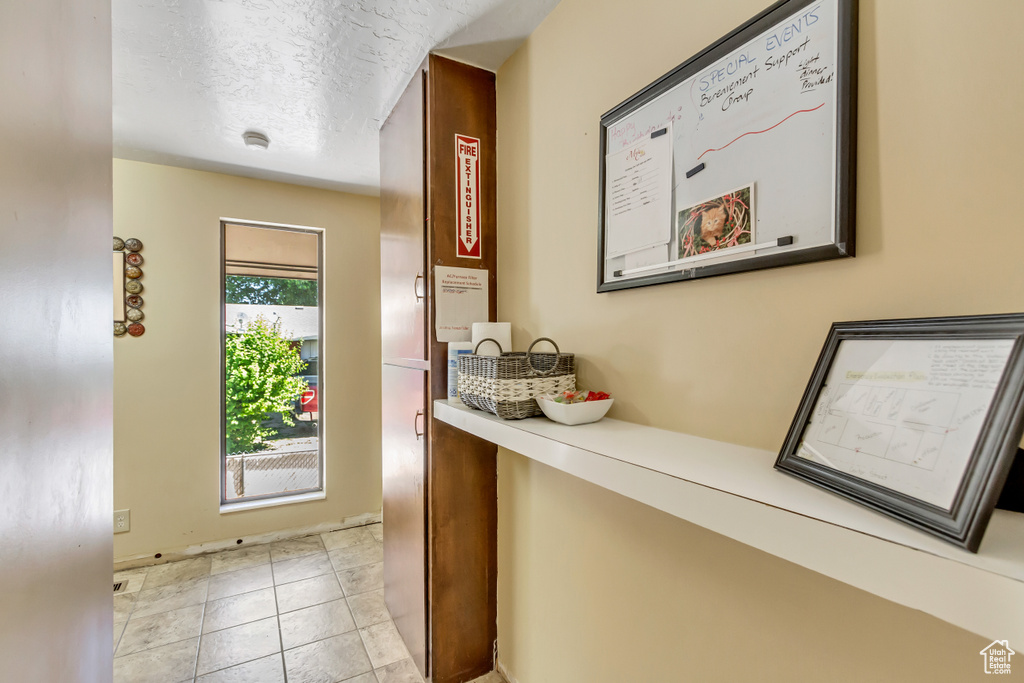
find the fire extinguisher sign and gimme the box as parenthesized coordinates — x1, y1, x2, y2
(456, 134, 481, 259)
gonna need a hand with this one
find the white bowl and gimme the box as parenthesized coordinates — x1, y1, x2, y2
(537, 396, 614, 425)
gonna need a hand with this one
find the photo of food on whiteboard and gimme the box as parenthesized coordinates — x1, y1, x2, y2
(677, 183, 755, 260)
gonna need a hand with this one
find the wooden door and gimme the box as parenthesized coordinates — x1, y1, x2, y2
(380, 55, 498, 683)
(381, 363, 428, 675)
(423, 55, 499, 683)
(380, 68, 427, 364)
(425, 55, 498, 401)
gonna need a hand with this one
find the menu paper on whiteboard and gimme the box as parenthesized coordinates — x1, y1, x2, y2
(434, 266, 488, 342)
(604, 124, 673, 259)
(456, 134, 481, 259)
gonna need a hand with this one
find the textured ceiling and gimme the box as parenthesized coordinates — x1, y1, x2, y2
(113, 0, 560, 194)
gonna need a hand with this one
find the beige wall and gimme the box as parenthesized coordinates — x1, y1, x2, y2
(113, 159, 381, 561)
(495, 0, 1024, 680)
(497, 0, 1024, 446)
(498, 450, 998, 682)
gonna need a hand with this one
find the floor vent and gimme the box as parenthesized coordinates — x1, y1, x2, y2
(113, 581, 126, 594)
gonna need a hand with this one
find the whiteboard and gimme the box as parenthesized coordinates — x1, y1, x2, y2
(597, 0, 857, 292)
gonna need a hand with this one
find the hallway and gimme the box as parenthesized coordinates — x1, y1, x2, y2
(112, 523, 501, 683)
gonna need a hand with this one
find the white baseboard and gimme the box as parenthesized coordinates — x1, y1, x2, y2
(497, 657, 520, 683)
(113, 510, 382, 571)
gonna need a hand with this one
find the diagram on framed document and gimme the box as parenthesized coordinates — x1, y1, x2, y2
(597, 0, 857, 292)
(776, 314, 1024, 552)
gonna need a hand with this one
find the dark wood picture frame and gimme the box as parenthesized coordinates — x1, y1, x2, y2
(776, 313, 1024, 552)
(597, 0, 858, 292)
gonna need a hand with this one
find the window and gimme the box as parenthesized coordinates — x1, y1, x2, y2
(221, 221, 323, 503)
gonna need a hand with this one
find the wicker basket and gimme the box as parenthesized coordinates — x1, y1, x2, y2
(458, 337, 575, 419)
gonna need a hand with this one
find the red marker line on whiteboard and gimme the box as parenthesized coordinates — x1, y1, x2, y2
(696, 103, 826, 160)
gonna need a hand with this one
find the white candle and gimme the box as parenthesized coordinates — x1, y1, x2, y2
(471, 322, 512, 357)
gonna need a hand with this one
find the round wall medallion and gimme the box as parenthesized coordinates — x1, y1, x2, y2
(127, 323, 145, 337)
(125, 265, 142, 279)
(114, 322, 127, 336)
(124, 238, 143, 252)
(126, 308, 144, 322)
(126, 294, 144, 308)
(126, 252, 144, 266)
(113, 236, 124, 251)
(125, 279, 143, 294)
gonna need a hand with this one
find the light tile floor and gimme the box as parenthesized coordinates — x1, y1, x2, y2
(113, 523, 506, 683)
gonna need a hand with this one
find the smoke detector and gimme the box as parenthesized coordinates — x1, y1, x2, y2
(242, 130, 270, 149)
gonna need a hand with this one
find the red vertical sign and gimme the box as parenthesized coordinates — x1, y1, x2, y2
(456, 134, 481, 259)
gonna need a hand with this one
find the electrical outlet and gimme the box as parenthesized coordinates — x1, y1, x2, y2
(114, 509, 130, 534)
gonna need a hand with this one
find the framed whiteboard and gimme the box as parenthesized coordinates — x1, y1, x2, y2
(597, 0, 857, 292)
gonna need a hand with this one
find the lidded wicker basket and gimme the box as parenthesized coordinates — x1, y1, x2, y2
(457, 337, 575, 419)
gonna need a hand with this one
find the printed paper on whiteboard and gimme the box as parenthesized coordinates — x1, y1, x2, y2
(434, 266, 488, 342)
(604, 123, 673, 258)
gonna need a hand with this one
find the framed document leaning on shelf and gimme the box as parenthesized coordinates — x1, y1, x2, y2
(776, 313, 1024, 552)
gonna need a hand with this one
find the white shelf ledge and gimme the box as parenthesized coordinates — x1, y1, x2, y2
(434, 399, 1024, 644)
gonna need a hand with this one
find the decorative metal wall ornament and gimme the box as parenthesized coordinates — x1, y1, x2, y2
(114, 236, 145, 337)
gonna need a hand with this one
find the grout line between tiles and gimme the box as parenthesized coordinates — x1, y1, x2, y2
(273, 563, 290, 683)
(200, 595, 275, 636)
(115, 633, 202, 664)
(113, 622, 124, 658)
(355, 623, 373, 677)
(113, 593, 135, 657)
(187, 636, 201, 683)
(191, 599, 207, 681)
(195, 649, 279, 682)
(280, 623, 361, 654)
(114, 525, 383, 683)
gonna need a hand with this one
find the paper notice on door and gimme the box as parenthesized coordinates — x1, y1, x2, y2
(434, 266, 489, 342)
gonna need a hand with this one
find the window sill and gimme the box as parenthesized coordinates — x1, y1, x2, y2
(220, 490, 325, 514)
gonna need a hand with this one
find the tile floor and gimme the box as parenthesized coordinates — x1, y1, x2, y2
(112, 523, 506, 683)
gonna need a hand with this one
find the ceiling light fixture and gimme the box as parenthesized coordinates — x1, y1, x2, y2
(242, 130, 270, 149)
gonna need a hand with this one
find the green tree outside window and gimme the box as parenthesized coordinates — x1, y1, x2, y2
(225, 275, 318, 306)
(225, 315, 308, 454)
